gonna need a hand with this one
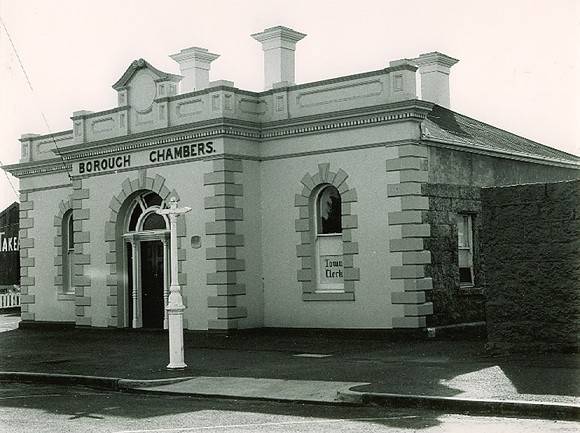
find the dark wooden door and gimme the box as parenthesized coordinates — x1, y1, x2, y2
(140, 241, 164, 329)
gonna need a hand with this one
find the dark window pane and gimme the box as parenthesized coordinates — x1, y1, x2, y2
(142, 212, 166, 230)
(144, 192, 162, 208)
(317, 186, 342, 234)
(67, 213, 74, 249)
(459, 267, 473, 284)
(128, 205, 142, 231)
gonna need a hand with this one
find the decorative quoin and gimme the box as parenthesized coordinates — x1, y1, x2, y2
(204, 158, 246, 331)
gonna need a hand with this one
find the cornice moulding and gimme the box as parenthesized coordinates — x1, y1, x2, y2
(3, 158, 71, 177)
(6, 104, 430, 177)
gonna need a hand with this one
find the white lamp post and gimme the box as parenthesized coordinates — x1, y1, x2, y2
(156, 197, 191, 369)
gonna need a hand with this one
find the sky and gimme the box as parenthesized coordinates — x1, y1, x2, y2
(0, 0, 579, 210)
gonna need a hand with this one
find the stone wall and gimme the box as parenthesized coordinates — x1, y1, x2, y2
(428, 146, 580, 187)
(482, 179, 580, 352)
(423, 183, 486, 326)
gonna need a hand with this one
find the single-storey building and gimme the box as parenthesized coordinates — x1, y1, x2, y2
(4, 26, 579, 332)
(0, 202, 20, 293)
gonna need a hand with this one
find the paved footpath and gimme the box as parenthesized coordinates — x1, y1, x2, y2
(0, 312, 578, 420)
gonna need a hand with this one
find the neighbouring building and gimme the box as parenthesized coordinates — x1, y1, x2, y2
(0, 202, 20, 292)
(4, 26, 579, 332)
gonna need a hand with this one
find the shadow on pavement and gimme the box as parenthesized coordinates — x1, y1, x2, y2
(0, 383, 444, 430)
(0, 313, 578, 420)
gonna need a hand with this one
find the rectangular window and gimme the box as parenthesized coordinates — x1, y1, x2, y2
(457, 214, 474, 286)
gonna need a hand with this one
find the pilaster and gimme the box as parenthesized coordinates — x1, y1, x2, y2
(19, 192, 35, 321)
(71, 179, 92, 326)
(204, 157, 246, 330)
(386, 143, 433, 328)
(71, 110, 93, 145)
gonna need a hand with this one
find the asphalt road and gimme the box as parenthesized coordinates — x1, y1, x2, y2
(0, 383, 578, 433)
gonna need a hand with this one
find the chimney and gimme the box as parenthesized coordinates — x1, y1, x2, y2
(170, 47, 219, 93)
(251, 26, 306, 90)
(412, 52, 459, 109)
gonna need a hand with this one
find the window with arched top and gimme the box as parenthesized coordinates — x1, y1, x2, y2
(62, 209, 74, 294)
(317, 185, 342, 235)
(126, 191, 168, 232)
(314, 185, 344, 292)
(141, 212, 166, 231)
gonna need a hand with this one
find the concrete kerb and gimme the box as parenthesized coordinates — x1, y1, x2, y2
(338, 389, 580, 421)
(0, 372, 193, 391)
(0, 372, 121, 390)
(1, 372, 579, 421)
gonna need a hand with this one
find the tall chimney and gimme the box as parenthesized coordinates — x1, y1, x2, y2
(251, 26, 306, 90)
(413, 52, 459, 109)
(170, 47, 219, 93)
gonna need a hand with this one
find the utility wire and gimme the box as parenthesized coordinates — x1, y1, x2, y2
(0, 14, 72, 181)
(0, 160, 19, 199)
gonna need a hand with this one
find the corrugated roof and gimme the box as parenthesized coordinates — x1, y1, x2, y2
(422, 105, 580, 164)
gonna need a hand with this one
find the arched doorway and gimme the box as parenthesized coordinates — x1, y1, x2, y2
(122, 191, 170, 329)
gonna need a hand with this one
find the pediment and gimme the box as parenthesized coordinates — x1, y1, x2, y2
(112, 58, 181, 90)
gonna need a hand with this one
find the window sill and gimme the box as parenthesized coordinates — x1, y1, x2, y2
(303, 292, 355, 301)
(57, 294, 76, 301)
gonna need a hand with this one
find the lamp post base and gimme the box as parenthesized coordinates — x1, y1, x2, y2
(166, 296, 186, 370)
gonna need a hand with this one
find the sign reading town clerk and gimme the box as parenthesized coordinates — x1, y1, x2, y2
(74, 140, 218, 175)
(319, 255, 344, 284)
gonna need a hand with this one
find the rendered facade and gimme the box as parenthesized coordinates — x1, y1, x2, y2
(5, 26, 580, 331)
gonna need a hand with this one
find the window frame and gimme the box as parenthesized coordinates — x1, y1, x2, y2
(62, 210, 75, 295)
(126, 192, 169, 234)
(313, 184, 344, 293)
(315, 185, 342, 236)
(457, 213, 475, 287)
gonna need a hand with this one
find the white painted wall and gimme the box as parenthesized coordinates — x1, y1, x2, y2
(163, 160, 214, 330)
(237, 159, 264, 328)
(260, 146, 397, 328)
(79, 159, 214, 329)
(25, 180, 75, 322)
(82, 176, 110, 327)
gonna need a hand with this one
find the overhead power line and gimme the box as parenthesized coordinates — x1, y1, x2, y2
(0, 160, 19, 199)
(0, 14, 72, 181)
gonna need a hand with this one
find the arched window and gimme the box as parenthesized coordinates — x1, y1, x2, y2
(141, 212, 166, 231)
(317, 185, 342, 235)
(314, 185, 343, 292)
(126, 191, 168, 232)
(62, 210, 74, 294)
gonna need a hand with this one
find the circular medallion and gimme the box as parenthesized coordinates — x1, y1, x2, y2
(131, 72, 156, 113)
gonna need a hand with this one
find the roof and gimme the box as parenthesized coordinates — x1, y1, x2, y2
(112, 58, 181, 90)
(421, 105, 580, 165)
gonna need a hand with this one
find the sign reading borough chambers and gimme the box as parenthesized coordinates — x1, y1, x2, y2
(74, 140, 219, 175)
